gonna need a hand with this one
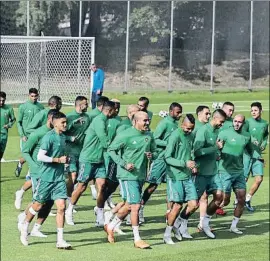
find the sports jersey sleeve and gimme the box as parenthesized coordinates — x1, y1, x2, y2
(194, 130, 218, 157)
(7, 107, 16, 128)
(95, 119, 109, 149)
(108, 135, 127, 167)
(26, 111, 44, 135)
(261, 123, 269, 150)
(165, 133, 186, 168)
(22, 133, 39, 169)
(150, 136, 158, 160)
(153, 121, 167, 147)
(17, 104, 25, 137)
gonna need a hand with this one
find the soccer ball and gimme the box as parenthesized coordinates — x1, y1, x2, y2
(212, 102, 218, 109)
(159, 110, 168, 118)
(212, 102, 223, 110)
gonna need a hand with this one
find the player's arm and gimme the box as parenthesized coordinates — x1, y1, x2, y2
(164, 133, 186, 168)
(95, 119, 110, 149)
(22, 134, 39, 169)
(261, 123, 269, 150)
(153, 121, 167, 147)
(108, 135, 126, 167)
(245, 133, 253, 156)
(17, 104, 26, 137)
(98, 69, 105, 92)
(6, 107, 16, 128)
(25, 112, 43, 135)
(194, 130, 218, 157)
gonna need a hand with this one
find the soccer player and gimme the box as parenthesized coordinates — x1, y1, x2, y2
(18, 109, 58, 237)
(218, 114, 251, 234)
(20, 112, 71, 249)
(90, 64, 105, 109)
(116, 104, 140, 133)
(184, 109, 226, 239)
(194, 105, 211, 135)
(140, 102, 182, 223)
(15, 88, 44, 177)
(87, 95, 109, 199)
(65, 96, 90, 200)
(163, 114, 197, 244)
(137, 97, 153, 123)
(65, 101, 115, 226)
(243, 102, 269, 211)
(0, 91, 16, 161)
(104, 111, 157, 249)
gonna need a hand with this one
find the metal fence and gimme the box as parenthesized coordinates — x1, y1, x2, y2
(1, 1, 269, 93)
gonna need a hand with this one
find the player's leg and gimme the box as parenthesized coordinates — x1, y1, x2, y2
(15, 138, 26, 177)
(245, 159, 264, 212)
(89, 179, 97, 200)
(0, 138, 7, 161)
(15, 177, 32, 210)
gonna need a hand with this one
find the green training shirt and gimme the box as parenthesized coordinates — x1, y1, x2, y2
(218, 128, 251, 174)
(65, 110, 90, 156)
(108, 127, 157, 181)
(116, 118, 132, 134)
(87, 108, 101, 125)
(22, 125, 51, 176)
(0, 104, 16, 139)
(17, 100, 44, 137)
(154, 115, 178, 158)
(193, 120, 205, 136)
(107, 116, 122, 144)
(79, 112, 109, 163)
(243, 117, 269, 159)
(25, 108, 49, 135)
(165, 128, 194, 181)
(39, 129, 67, 182)
(193, 123, 220, 176)
(219, 117, 233, 132)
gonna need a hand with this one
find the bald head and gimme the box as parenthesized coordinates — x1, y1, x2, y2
(233, 114, 245, 132)
(133, 111, 150, 132)
(127, 104, 140, 120)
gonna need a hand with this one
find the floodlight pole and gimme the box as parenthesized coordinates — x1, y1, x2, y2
(210, 1, 216, 94)
(168, 1, 174, 93)
(124, 1, 130, 94)
(248, 1, 254, 92)
(26, 1, 30, 86)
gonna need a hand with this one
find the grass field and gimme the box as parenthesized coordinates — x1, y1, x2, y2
(1, 91, 269, 261)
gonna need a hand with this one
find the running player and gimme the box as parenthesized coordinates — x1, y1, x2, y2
(15, 88, 44, 177)
(0, 91, 16, 161)
(194, 105, 211, 135)
(20, 112, 71, 249)
(243, 102, 269, 211)
(137, 97, 153, 124)
(105, 111, 157, 249)
(163, 114, 197, 244)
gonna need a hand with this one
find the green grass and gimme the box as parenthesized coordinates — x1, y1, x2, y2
(1, 91, 269, 261)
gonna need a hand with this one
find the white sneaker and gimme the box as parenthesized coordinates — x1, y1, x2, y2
(107, 196, 116, 209)
(94, 206, 98, 216)
(179, 219, 193, 239)
(49, 211, 56, 217)
(17, 212, 26, 231)
(15, 190, 24, 210)
(104, 201, 111, 211)
(56, 240, 71, 249)
(95, 220, 104, 227)
(202, 225, 216, 239)
(114, 227, 126, 235)
(163, 236, 175, 245)
(139, 207, 145, 224)
(90, 186, 97, 200)
(104, 211, 114, 225)
(172, 227, 182, 241)
(20, 229, 28, 246)
(65, 212, 75, 226)
(230, 227, 243, 235)
(126, 214, 131, 225)
(30, 230, 47, 238)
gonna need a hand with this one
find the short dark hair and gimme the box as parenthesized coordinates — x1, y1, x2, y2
(213, 109, 227, 118)
(223, 101, 234, 108)
(29, 88, 39, 95)
(138, 97, 150, 106)
(47, 109, 59, 118)
(251, 102, 262, 111)
(0, 91, 6, 99)
(97, 96, 109, 107)
(52, 111, 66, 121)
(75, 96, 87, 105)
(48, 96, 62, 106)
(169, 102, 182, 111)
(102, 101, 115, 110)
(196, 105, 209, 116)
(185, 113, 195, 124)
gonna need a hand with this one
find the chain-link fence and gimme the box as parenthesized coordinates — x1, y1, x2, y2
(1, 1, 269, 97)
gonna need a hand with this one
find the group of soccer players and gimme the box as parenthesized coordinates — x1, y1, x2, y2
(0, 88, 268, 250)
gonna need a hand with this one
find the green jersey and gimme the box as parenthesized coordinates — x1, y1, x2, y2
(116, 118, 132, 134)
(243, 117, 269, 159)
(165, 129, 194, 181)
(193, 123, 220, 176)
(22, 125, 51, 176)
(65, 110, 90, 155)
(193, 120, 205, 136)
(25, 108, 49, 135)
(79, 112, 109, 163)
(107, 116, 122, 143)
(87, 108, 101, 124)
(108, 127, 157, 181)
(219, 118, 233, 132)
(0, 104, 16, 139)
(218, 128, 251, 174)
(39, 129, 67, 182)
(17, 100, 44, 137)
(154, 115, 178, 158)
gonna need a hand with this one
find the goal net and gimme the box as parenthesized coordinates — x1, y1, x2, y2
(1, 36, 95, 105)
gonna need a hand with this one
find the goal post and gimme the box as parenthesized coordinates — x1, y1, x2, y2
(1, 36, 95, 105)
